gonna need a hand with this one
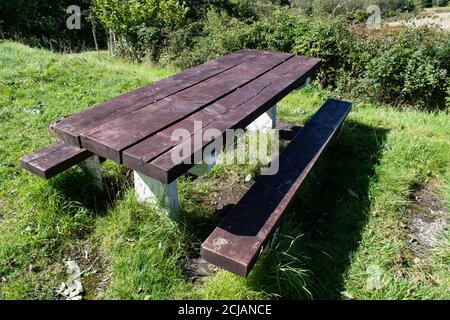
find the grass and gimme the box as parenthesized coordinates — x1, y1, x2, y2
(0, 41, 449, 300)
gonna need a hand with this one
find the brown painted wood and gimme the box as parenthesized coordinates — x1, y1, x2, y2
(121, 56, 319, 172)
(49, 49, 262, 146)
(200, 99, 352, 277)
(20, 141, 92, 179)
(132, 56, 321, 183)
(79, 51, 293, 163)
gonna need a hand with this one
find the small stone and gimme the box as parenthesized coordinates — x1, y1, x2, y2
(28, 264, 39, 273)
(57, 260, 84, 300)
(341, 291, 354, 300)
(244, 174, 252, 182)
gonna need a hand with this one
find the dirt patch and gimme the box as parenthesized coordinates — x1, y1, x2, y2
(200, 175, 254, 215)
(276, 120, 303, 141)
(194, 120, 302, 215)
(181, 258, 217, 283)
(405, 187, 448, 258)
(65, 243, 110, 300)
(388, 9, 450, 31)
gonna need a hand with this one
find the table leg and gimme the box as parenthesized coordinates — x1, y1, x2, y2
(81, 155, 103, 192)
(298, 76, 311, 90)
(134, 171, 179, 219)
(187, 150, 217, 177)
(246, 104, 277, 133)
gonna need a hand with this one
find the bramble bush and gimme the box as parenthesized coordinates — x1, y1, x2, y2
(93, 0, 190, 60)
(159, 6, 448, 109)
(350, 29, 449, 108)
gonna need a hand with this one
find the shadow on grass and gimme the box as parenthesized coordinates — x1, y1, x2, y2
(246, 120, 388, 299)
(47, 163, 130, 215)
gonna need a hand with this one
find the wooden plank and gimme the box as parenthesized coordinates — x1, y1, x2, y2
(134, 56, 321, 183)
(121, 56, 317, 170)
(50, 49, 263, 146)
(20, 141, 92, 179)
(201, 99, 352, 277)
(80, 51, 293, 163)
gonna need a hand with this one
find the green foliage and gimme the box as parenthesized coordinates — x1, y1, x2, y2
(161, 7, 448, 109)
(93, 0, 189, 60)
(93, 0, 188, 32)
(360, 29, 449, 107)
(289, 0, 445, 15)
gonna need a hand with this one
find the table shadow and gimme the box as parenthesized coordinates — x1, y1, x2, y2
(245, 120, 388, 299)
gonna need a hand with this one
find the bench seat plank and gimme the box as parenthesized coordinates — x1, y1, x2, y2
(200, 99, 352, 277)
(20, 141, 92, 179)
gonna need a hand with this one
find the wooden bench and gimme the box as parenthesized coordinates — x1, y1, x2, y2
(20, 141, 93, 179)
(201, 99, 352, 277)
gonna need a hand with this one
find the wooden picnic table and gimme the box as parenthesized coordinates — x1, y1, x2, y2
(49, 49, 321, 183)
(22, 49, 355, 276)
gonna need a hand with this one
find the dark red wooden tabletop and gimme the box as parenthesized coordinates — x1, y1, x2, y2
(50, 49, 321, 183)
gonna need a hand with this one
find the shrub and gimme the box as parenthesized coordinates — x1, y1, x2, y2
(93, 0, 189, 60)
(361, 29, 449, 108)
(290, 0, 420, 16)
(160, 7, 448, 109)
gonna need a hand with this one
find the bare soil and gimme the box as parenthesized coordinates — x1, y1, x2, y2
(406, 186, 448, 258)
(66, 242, 110, 300)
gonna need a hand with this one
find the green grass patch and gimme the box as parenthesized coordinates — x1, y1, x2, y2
(0, 41, 448, 300)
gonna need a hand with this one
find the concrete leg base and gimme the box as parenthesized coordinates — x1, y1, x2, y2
(246, 105, 277, 133)
(134, 171, 179, 219)
(187, 151, 217, 177)
(81, 155, 103, 192)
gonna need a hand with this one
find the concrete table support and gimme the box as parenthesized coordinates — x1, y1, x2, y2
(188, 151, 217, 177)
(81, 155, 103, 192)
(246, 105, 277, 133)
(134, 171, 180, 219)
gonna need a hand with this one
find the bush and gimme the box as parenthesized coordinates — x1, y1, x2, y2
(93, 0, 189, 60)
(289, 0, 448, 14)
(364, 30, 448, 107)
(160, 7, 448, 109)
